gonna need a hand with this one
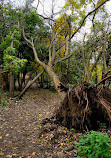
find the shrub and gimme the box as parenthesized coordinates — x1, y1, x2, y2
(76, 131, 111, 158)
(0, 100, 7, 107)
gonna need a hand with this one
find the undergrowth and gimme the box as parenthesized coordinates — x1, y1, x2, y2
(76, 131, 111, 158)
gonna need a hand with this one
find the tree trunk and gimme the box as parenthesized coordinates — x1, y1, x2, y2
(67, 16, 71, 84)
(17, 70, 44, 98)
(82, 47, 91, 82)
(9, 32, 15, 97)
(22, 0, 109, 101)
(23, 28, 66, 100)
(9, 70, 14, 97)
(46, 65, 65, 100)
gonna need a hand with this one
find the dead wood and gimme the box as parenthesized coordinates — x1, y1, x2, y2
(96, 75, 111, 87)
(17, 70, 44, 99)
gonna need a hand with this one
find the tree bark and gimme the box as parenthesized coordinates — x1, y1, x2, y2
(23, 29, 65, 100)
(9, 32, 15, 97)
(9, 66, 14, 97)
(17, 70, 44, 99)
(67, 16, 71, 83)
(90, 51, 102, 72)
(46, 66, 65, 100)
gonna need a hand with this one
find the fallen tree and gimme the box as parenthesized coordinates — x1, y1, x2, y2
(55, 81, 111, 130)
(21, 0, 109, 100)
(41, 80, 111, 131)
(17, 70, 44, 99)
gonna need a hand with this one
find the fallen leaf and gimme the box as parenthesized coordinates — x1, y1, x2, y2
(32, 152, 36, 156)
(62, 126, 67, 129)
(13, 120, 18, 122)
(0, 136, 2, 139)
(60, 143, 64, 147)
(0, 152, 4, 156)
(32, 141, 36, 144)
(0, 118, 5, 121)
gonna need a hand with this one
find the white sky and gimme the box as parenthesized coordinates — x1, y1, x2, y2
(33, 0, 111, 15)
(11, 0, 111, 19)
(10, 0, 111, 16)
(10, 0, 111, 41)
(32, 0, 111, 41)
(32, 0, 65, 18)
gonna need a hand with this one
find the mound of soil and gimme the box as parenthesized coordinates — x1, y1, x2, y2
(55, 82, 111, 130)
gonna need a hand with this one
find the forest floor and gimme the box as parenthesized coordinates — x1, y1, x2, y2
(0, 87, 110, 158)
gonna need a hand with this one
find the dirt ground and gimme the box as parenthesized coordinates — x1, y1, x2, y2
(0, 88, 81, 158)
(0, 87, 111, 158)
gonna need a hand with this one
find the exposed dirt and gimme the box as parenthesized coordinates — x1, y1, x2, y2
(0, 87, 111, 158)
(56, 82, 111, 130)
(0, 88, 78, 158)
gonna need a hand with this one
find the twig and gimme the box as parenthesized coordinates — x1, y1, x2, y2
(58, 82, 69, 92)
(54, 53, 73, 66)
(96, 75, 111, 87)
(103, 70, 111, 78)
(56, 0, 109, 52)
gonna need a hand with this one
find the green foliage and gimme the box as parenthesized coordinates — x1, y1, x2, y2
(67, 83, 74, 87)
(4, 47, 16, 56)
(0, 30, 21, 51)
(3, 54, 27, 74)
(89, 80, 95, 85)
(12, 58, 28, 74)
(25, 10, 43, 35)
(97, 121, 107, 130)
(0, 29, 28, 74)
(76, 131, 111, 158)
(0, 35, 12, 50)
(0, 100, 7, 107)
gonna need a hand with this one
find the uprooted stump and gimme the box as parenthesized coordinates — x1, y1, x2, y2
(41, 82, 111, 132)
(55, 82, 111, 131)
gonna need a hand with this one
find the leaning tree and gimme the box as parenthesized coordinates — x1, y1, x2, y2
(20, 0, 111, 130)
(20, 0, 110, 100)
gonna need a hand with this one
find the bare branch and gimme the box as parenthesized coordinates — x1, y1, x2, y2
(54, 51, 74, 66)
(75, 63, 84, 74)
(90, 51, 102, 72)
(38, 13, 55, 22)
(96, 75, 111, 87)
(70, 0, 109, 40)
(49, 45, 52, 65)
(35, 0, 40, 10)
(56, 0, 109, 52)
(22, 28, 46, 69)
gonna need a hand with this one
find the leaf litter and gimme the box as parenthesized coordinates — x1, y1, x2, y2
(0, 88, 110, 158)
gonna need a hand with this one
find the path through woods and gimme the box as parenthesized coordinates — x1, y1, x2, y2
(0, 87, 111, 158)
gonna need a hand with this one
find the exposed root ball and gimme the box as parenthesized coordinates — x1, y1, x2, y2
(55, 82, 111, 130)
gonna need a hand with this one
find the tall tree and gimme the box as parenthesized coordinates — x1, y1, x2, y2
(22, 0, 109, 99)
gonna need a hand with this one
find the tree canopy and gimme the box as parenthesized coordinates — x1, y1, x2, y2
(0, 0, 111, 97)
